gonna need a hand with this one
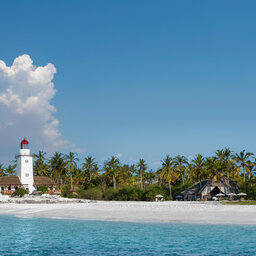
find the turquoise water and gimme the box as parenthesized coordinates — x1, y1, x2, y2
(0, 216, 255, 255)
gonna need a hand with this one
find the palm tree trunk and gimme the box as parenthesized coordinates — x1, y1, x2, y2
(168, 181, 172, 199)
(113, 174, 116, 189)
(244, 170, 246, 192)
(180, 169, 184, 185)
(70, 173, 73, 189)
(140, 171, 143, 189)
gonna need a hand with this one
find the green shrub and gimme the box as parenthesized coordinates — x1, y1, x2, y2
(236, 176, 256, 199)
(165, 195, 173, 201)
(61, 184, 71, 197)
(115, 187, 142, 201)
(13, 188, 28, 197)
(38, 185, 48, 193)
(81, 187, 103, 200)
(104, 186, 142, 201)
(103, 185, 167, 201)
(103, 188, 116, 200)
(75, 185, 171, 201)
(67, 193, 77, 198)
(142, 185, 167, 201)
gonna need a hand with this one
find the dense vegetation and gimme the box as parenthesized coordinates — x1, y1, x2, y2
(1, 148, 256, 200)
(12, 188, 28, 197)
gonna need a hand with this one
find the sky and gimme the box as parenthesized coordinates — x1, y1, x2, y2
(0, 0, 256, 169)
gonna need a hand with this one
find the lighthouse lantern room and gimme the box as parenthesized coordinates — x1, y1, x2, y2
(16, 138, 35, 193)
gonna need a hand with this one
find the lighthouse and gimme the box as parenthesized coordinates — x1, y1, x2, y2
(0, 138, 56, 195)
(16, 138, 35, 193)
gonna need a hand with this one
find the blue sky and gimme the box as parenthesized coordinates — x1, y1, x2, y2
(0, 0, 256, 168)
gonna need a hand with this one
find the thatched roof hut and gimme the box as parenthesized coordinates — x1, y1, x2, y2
(33, 176, 56, 186)
(0, 176, 22, 186)
(181, 178, 239, 201)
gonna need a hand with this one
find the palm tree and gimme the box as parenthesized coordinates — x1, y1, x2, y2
(145, 169, 156, 185)
(11, 155, 18, 171)
(204, 156, 225, 183)
(73, 168, 84, 185)
(118, 164, 132, 185)
(65, 152, 79, 189)
(190, 154, 205, 189)
(173, 155, 188, 184)
(106, 156, 120, 189)
(246, 161, 255, 188)
(49, 152, 67, 189)
(160, 155, 178, 198)
(155, 168, 164, 186)
(5, 165, 15, 176)
(222, 148, 233, 179)
(0, 164, 5, 176)
(214, 148, 235, 189)
(232, 150, 254, 191)
(204, 157, 216, 179)
(82, 156, 98, 183)
(34, 151, 48, 176)
(130, 164, 137, 185)
(136, 159, 147, 189)
(214, 149, 228, 180)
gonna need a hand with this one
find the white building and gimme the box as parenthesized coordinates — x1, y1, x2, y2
(16, 138, 35, 193)
(0, 138, 56, 195)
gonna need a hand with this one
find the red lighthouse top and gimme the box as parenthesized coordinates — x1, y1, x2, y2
(21, 138, 29, 149)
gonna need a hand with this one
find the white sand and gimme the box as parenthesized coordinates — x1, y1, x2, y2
(0, 201, 255, 224)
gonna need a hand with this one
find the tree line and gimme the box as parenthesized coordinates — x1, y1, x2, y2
(1, 148, 256, 199)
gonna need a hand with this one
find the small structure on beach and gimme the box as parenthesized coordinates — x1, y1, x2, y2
(181, 178, 239, 201)
(0, 138, 56, 195)
(155, 194, 164, 201)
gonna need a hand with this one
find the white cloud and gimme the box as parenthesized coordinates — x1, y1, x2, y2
(115, 153, 122, 158)
(0, 54, 68, 162)
(74, 148, 84, 154)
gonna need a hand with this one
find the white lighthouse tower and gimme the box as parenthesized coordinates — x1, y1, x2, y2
(16, 138, 35, 193)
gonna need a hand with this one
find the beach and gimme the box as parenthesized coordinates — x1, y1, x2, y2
(0, 200, 255, 225)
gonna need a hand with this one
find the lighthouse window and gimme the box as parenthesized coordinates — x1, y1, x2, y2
(25, 160, 29, 163)
(25, 173, 29, 177)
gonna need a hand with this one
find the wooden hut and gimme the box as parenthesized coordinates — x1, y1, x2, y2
(0, 176, 57, 195)
(0, 176, 24, 195)
(181, 178, 239, 201)
(33, 176, 57, 194)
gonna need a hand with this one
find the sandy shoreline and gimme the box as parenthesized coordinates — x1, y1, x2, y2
(0, 201, 255, 224)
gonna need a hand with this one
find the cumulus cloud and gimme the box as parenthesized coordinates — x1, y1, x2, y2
(0, 54, 68, 162)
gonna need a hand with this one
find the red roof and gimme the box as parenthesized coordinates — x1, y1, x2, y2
(21, 138, 29, 149)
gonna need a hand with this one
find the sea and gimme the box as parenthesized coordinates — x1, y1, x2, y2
(0, 215, 255, 255)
